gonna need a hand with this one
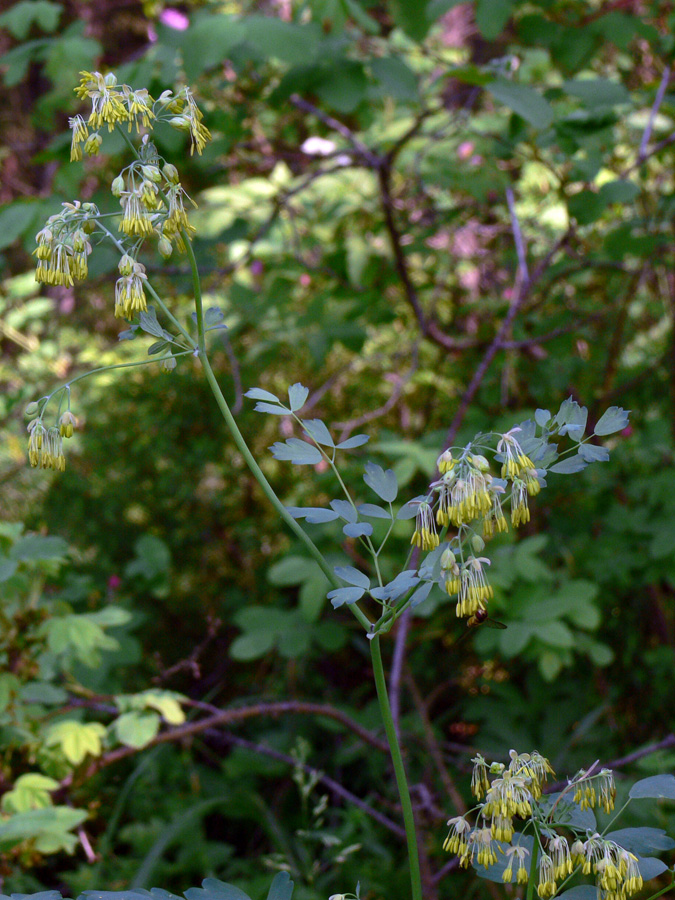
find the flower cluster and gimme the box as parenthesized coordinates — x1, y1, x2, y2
(444, 752, 641, 900)
(410, 428, 543, 620)
(35, 72, 208, 318)
(33, 202, 97, 287)
(27, 411, 77, 472)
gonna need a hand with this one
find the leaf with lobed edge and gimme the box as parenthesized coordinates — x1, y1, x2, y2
(288, 383, 309, 412)
(363, 462, 398, 502)
(270, 439, 323, 465)
(337, 434, 369, 449)
(301, 418, 334, 447)
(594, 406, 630, 436)
(285, 507, 340, 523)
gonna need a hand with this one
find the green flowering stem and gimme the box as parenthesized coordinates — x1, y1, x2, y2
(526, 823, 540, 900)
(370, 633, 423, 900)
(96, 221, 196, 350)
(37, 352, 194, 408)
(180, 233, 372, 629)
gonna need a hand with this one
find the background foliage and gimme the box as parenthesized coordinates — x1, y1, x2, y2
(1, 0, 675, 897)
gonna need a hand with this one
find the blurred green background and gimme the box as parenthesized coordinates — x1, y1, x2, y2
(1, 0, 675, 897)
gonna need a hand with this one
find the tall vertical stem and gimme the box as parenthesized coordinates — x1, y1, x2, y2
(370, 635, 423, 900)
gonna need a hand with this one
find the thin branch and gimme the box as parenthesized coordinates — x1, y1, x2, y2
(377, 164, 428, 333)
(638, 66, 671, 161)
(204, 730, 406, 838)
(59, 700, 389, 790)
(443, 228, 572, 447)
(404, 670, 467, 817)
(506, 186, 530, 285)
(289, 94, 381, 167)
(334, 349, 418, 442)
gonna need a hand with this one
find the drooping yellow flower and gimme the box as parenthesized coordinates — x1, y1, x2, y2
(76, 70, 130, 132)
(114, 262, 148, 318)
(69, 115, 88, 161)
(118, 191, 155, 237)
(411, 501, 439, 551)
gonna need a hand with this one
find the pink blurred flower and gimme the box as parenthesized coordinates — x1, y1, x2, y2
(160, 8, 190, 30)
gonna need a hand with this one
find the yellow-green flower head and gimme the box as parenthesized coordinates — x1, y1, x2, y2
(456, 556, 493, 618)
(83, 131, 102, 156)
(537, 853, 557, 899)
(443, 815, 472, 855)
(118, 253, 135, 276)
(163, 162, 180, 184)
(549, 836, 573, 880)
(69, 115, 88, 161)
(183, 87, 212, 155)
(523, 466, 542, 496)
(447, 466, 492, 527)
(34, 226, 53, 261)
(469, 453, 490, 473)
(111, 174, 125, 197)
(27, 422, 65, 471)
(503, 845, 529, 885)
(141, 164, 161, 183)
(119, 190, 155, 237)
(591, 843, 642, 898)
(598, 768, 616, 814)
(482, 772, 533, 820)
(121, 85, 155, 132)
(498, 427, 535, 479)
(472, 827, 498, 869)
(511, 480, 531, 527)
(470, 754, 490, 800)
(411, 500, 439, 551)
(75, 70, 130, 132)
(158, 234, 173, 259)
(139, 179, 160, 209)
(35, 242, 74, 286)
(59, 411, 77, 438)
(483, 483, 508, 538)
(572, 772, 597, 811)
(166, 184, 195, 231)
(437, 448, 456, 474)
(114, 262, 148, 318)
(508, 750, 554, 798)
